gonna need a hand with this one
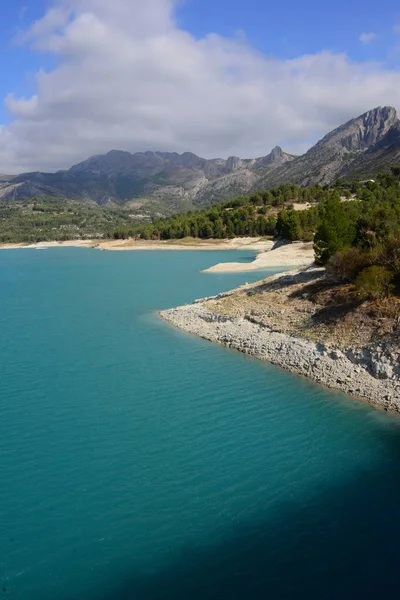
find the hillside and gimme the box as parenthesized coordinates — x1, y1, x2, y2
(0, 197, 144, 244)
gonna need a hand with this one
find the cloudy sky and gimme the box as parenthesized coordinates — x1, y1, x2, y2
(1, 0, 400, 173)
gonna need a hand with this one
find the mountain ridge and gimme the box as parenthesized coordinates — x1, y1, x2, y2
(1, 106, 399, 215)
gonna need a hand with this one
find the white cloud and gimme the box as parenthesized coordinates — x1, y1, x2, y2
(394, 23, 400, 35)
(1, 0, 400, 173)
(359, 32, 377, 44)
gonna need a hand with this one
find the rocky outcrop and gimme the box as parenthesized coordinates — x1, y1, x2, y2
(270, 145, 285, 161)
(160, 268, 400, 412)
(253, 145, 296, 170)
(225, 156, 244, 173)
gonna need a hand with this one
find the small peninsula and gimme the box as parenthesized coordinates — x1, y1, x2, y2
(161, 266, 400, 411)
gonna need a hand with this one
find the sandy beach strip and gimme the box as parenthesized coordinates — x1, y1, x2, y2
(96, 237, 274, 252)
(203, 242, 315, 272)
(0, 240, 95, 250)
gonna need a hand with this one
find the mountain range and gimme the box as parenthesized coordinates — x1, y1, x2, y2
(1, 106, 400, 215)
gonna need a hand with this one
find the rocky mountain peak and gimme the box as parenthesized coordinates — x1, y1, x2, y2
(315, 106, 398, 153)
(253, 146, 295, 171)
(270, 145, 284, 162)
(344, 106, 397, 151)
(362, 105, 397, 128)
(255, 105, 400, 190)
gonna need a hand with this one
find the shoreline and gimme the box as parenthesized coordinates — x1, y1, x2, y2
(160, 268, 400, 412)
(0, 237, 273, 253)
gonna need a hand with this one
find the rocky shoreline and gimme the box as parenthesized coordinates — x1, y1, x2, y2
(160, 269, 400, 412)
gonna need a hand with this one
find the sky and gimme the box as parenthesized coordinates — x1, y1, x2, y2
(1, 0, 400, 173)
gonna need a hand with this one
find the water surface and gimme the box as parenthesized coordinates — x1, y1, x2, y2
(1, 248, 400, 600)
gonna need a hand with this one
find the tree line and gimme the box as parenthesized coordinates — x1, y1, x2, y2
(112, 184, 328, 241)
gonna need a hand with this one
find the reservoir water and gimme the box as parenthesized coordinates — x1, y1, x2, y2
(1, 248, 400, 600)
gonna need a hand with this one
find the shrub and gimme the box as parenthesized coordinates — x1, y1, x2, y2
(378, 234, 400, 275)
(355, 266, 394, 300)
(326, 247, 370, 282)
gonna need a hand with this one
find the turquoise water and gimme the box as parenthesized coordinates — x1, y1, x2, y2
(2, 248, 400, 600)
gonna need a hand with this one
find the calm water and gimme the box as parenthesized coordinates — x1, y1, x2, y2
(2, 248, 400, 600)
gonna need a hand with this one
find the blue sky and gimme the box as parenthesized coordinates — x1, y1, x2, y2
(1, 0, 400, 172)
(178, 0, 398, 60)
(1, 1, 45, 121)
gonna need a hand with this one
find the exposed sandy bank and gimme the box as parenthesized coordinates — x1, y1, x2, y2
(95, 237, 273, 252)
(0, 240, 95, 250)
(0, 237, 273, 252)
(204, 242, 314, 272)
(161, 268, 400, 411)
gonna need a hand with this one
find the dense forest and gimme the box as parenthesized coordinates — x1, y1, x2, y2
(112, 184, 331, 241)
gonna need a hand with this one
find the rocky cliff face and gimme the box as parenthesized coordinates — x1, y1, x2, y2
(339, 119, 400, 180)
(1, 106, 399, 212)
(256, 106, 400, 189)
(317, 106, 397, 151)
